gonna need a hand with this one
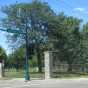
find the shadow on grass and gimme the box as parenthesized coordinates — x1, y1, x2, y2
(52, 72, 88, 78)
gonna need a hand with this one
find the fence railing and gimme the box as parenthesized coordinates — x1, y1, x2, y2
(3, 63, 88, 78)
(52, 64, 88, 72)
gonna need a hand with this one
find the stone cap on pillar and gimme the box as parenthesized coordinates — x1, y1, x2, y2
(44, 50, 59, 53)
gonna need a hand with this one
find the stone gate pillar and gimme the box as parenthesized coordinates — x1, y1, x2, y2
(44, 51, 53, 79)
(0, 60, 4, 78)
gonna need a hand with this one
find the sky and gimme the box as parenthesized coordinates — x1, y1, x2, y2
(0, 0, 88, 54)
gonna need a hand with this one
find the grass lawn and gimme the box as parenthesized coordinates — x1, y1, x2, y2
(5, 71, 88, 79)
(4, 69, 44, 79)
(3, 68, 88, 79)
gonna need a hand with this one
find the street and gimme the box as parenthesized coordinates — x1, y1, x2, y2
(0, 78, 88, 88)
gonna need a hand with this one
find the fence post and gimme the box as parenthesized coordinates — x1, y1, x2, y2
(44, 51, 53, 79)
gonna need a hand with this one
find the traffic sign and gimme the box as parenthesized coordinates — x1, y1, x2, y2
(0, 28, 25, 34)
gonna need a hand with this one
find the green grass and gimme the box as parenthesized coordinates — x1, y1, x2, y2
(5, 71, 88, 79)
(3, 68, 88, 79)
(5, 70, 24, 78)
(4, 69, 44, 79)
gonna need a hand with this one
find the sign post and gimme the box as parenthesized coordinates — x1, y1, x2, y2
(0, 27, 30, 81)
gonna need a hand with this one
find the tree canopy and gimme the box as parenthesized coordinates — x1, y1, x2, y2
(1, 0, 88, 72)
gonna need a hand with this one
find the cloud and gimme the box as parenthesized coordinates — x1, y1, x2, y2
(73, 7, 88, 15)
(73, 8, 86, 12)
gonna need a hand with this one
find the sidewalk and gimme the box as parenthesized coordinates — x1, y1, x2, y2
(0, 78, 88, 88)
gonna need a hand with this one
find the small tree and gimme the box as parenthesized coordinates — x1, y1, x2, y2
(0, 46, 7, 62)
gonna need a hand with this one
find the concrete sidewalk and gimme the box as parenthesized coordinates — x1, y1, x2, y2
(0, 78, 88, 88)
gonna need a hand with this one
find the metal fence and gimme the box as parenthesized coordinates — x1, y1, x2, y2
(52, 64, 88, 73)
(4, 64, 45, 79)
(4, 64, 88, 78)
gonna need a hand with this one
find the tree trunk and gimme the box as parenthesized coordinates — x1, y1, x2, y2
(36, 47, 42, 73)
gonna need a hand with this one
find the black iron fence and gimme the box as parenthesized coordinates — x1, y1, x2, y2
(51, 64, 88, 78)
(4, 65, 44, 79)
(3, 63, 88, 78)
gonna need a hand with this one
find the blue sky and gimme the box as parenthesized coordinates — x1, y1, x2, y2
(0, 0, 88, 54)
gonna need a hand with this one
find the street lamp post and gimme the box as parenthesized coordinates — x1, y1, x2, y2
(0, 26, 30, 81)
(25, 21, 30, 81)
(18, 8, 30, 81)
(0, 7, 30, 81)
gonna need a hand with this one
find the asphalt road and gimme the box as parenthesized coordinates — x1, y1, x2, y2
(0, 78, 88, 88)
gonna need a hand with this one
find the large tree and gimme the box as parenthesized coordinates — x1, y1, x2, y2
(81, 23, 88, 67)
(1, 1, 56, 72)
(49, 14, 82, 71)
(2, 0, 86, 73)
